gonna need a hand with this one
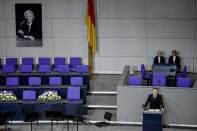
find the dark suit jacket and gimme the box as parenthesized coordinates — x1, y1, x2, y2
(144, 94, 164, 109)
(168, 56, 181, 71)
(17, 20, 42, 39)
(154, 56, 165, 64)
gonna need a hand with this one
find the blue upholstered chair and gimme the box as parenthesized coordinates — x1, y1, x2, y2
(67, 87, 81, 100)
(38, 58, 51, 73)
(141, 64, 151, 85)
(128, 76, 142, 86)
(70, 77, 83, 86)
(177, 78, 191, 88)
(3, 58, 18, 73)
(21, 58, 34, 73)
(22, 91, 36, 100)
(6, 77, 19, 86)
(28, 77, 41, 86)
(70, 57, 81, 72)
(54, 57, 69, 72)
(176, 65, 187, 78)
(49, 77, 62, 86)
(152, 73, 166, 86)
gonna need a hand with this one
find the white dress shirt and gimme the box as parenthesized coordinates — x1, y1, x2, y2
(173, 56, 176, 63)
(158, 57, 161, 64)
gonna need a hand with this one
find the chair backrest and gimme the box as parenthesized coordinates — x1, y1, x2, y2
(54, 57, 65, 65)
(28, 77, 41, 86)
(39, 58, 50, 65)
(152, 73, 166, 86)
(128, 76, 142, 86)
(141, 64, 145, 76)
(67, 87, 80, 100)
(177, 78, 191, 88)
(22, 58, 34, 65)
(49, 77, 62, 86)
(70, 57, 81, 65)
(70, 77, 83, 86)
(182, 65, 187, 78)
(22, 90, 36, 100)
(38, 65, 51, 72)
(6, 77, 19, 86)
(104, 112, 112, 121)
(6, 58, 18, 65)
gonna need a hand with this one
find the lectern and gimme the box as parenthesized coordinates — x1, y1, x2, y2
(143, 109, 162, 131)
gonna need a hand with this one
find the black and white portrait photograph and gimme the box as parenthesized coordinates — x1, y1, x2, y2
(15, 4, 42, 47)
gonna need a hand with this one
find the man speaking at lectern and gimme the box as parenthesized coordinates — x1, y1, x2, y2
(144, 88, 165, 112)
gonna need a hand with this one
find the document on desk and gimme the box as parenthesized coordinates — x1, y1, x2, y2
(148, 109, 160, 112)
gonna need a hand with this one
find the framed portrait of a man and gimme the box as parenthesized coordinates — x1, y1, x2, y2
(15, 4, 42, 47)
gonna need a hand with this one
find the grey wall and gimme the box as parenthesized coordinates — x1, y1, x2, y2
(117, 86, 197, 125)
(0, 0, 197, 73)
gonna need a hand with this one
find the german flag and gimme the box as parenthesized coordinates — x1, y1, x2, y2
(85, 0, 97, 54)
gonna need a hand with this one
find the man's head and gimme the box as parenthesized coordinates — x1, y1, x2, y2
(152, 88, 158, 95)
(24, 10, 34, 23)
(157, 50, 162, 57)
(172, 50, 177, 56)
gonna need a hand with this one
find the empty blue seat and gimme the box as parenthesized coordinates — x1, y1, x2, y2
(3, 58, 18, 73)
(128, 76, 142, 86)
(70, 77, 83, 86)
(21, 58, 34, 73)
(6, 77, 19, 86)
(177, 78, 191, 88)
(22, 90, 36, 100)
(49, 77, 62, 86)
(38, 58, 51, 73)
(141, 64, 151, 85)
(54, 57, 69, 72)
(67, 87, 80, 100)
(70, 57, 81, 72)
(176, 65, 187, 78)
(29, 77, 41, 86)
(152, 73, 166, 86)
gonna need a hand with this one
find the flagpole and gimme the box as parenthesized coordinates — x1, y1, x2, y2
(88, 45, 93, 80)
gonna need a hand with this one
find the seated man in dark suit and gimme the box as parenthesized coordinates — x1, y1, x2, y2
(144, 88, 164, 112)
(17, 10, 42, 40)
(168, 50, 181, 71)
(153, 50, 165, 65)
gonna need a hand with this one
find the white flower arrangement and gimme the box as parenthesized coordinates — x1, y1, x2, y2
(37, 91, 61, 102)
(0, 91, 17, 102)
